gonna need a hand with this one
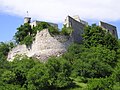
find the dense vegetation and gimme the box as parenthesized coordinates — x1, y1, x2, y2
(61, 25, 73, 35)
(14, 22, 59, 46)
(0, 24, 120, 89)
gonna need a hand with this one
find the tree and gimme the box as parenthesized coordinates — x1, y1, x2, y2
(0, 84, 26, 90)
(4, 56, 38, 87)
(14, 22, 59, 46)
(45, 57, 72, 89)
(14, 23, 32, 44)
(0, 42, 14, 69)
(112, 59, 120, 82)
(63, 43, 84, 64)
(88, 77, 113, 90)
(0, 42, 10, 56)
(1, 70, 16, 84)
(21, 35, 33, 47)
(27, 63, 49, 90)
(33, 22, 59, 35)
(61, 25, 73, 35)
(103, 32, 118, 51)
(82, 24, 118, 51)
(67, 44, 116, 78)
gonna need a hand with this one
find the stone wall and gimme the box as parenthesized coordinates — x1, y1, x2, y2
(99, 21, 118, 39)
(67, 16, 85, 43)
(7, 29, 71, 62)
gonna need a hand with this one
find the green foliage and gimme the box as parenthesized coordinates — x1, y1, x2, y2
(61, 25, 73, 35)
(112, 59, 120, 82)
(33, 22, 59, 35)
(0, 42, 15, 70)
(63, 44, 84, 64)
(46, 57, 72, 89)
(0, 56, 73, 89)
(1, 23, 120, 89)
(14, 23, 32, 44)
(88, 77, 113, 90)
(11, 56, 38, 76)
(82, 24, 118, 51)
(33, 22, 50, 31)
(0, 83, 26, 90)
(5, 57, 38, 87)
(14, 22, 59, 46)
(0, 42, 10, 56)
(113, 82, 120, 90)
(1, 70, 16, 84)
(21, 35, 33, 47)
(62, 42, 118, 90)
(64, 44, 116, 78)
(27, 63, 49, 90)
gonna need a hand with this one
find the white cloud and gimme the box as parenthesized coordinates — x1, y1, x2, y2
(0, 0, 120, 23)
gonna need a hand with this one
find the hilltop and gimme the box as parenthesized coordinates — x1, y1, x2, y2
(7, 15, 118, 61)
(0, 17, 120, 89)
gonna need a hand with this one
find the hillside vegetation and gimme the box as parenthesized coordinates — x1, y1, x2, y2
(14, 22, 73, 46)
(0, 24, 120, 90)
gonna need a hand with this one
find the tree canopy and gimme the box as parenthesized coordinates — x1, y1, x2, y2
(1, 23, 120, 90)
(14, 22, 59, 46)
(82, 24, 118, 51)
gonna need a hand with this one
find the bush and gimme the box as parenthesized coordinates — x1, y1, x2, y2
(45, 57, 73, 89)
(1, 70, 16, 84)
(33, 22, 59, 35)
(27, 63, 49, 90)
(66, 44, 116, 78)
(88, 78, 113, 90)
(21, 35, 33, 47)
(61, 25, 73, 35)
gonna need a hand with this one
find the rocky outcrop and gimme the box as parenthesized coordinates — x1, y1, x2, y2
(7, 29, 71, 62)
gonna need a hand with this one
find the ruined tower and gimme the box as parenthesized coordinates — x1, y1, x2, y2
(24, 17, 31, 24)
(63, 15, 88, 43)
(99, 21, 118, 39)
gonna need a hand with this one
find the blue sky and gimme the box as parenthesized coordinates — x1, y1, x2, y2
(0, 13, 63, 42)
(0, 13, 22, 42)
(0, 0, 120, 42)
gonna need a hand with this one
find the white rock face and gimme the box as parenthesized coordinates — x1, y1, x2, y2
(7, 29, 71, 62)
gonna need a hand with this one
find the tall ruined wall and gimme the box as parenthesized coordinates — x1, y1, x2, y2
(99, 21, 118, 39)
(67, 16, 85, 43)
(7, 29, 71, 62)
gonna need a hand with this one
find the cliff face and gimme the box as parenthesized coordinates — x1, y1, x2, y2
(7, 29, 71, 62)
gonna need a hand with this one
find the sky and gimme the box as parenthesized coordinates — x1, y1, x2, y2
(0, 0, 120, 42)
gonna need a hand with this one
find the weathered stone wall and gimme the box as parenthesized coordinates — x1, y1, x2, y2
(99, 21, 118, 39)
(7, 29, 71, 62)
(67, 16, 85, 43)
(7, 45, 29, 61)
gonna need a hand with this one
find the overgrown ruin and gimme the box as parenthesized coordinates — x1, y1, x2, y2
(7, 15, 118, 61)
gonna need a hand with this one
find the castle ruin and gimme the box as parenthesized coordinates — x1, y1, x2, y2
(63, 15, 88, 43)
(99, 21, 118, 39)
(64, 15, 118, 39)
(24, 17, 58, 28)
(7, 15, 118, 61)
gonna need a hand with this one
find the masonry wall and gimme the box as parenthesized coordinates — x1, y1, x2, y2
(68, 16, 85, 43)
(99, 21, 118, 39)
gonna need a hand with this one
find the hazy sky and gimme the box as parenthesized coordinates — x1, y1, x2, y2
(0, 0, 120, 42)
